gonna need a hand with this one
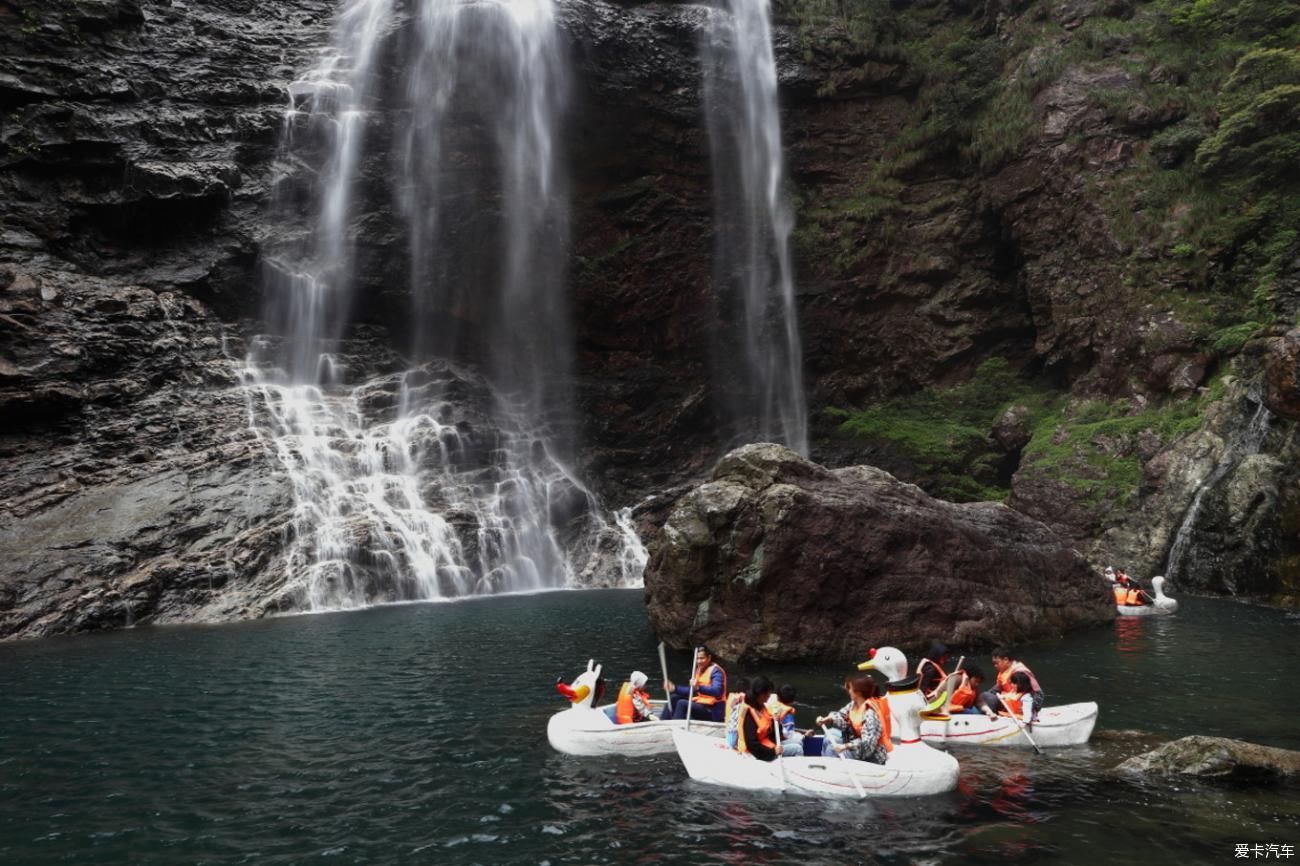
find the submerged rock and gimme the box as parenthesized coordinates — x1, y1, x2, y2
(644, 443, 1113, 662)
(1115, 736, 1300, 785)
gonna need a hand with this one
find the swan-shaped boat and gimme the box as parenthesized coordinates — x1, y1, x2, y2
(546, 659, 724, 757)
(671, 647, 959, 798)
(1114, 576, 1178, 616)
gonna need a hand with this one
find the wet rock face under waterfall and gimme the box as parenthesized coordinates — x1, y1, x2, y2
(643, 444, 1114, 662)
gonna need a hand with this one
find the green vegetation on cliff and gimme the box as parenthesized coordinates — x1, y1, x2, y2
(791, 0, 1297, 512)
(826, 359, 1059, 501)
(784, 0, 1300, 336)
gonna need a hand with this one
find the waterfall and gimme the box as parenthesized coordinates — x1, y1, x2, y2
(701, 0, 808, 454)
(242, 0, 644, 611)
(1164, 400, 1273, 581)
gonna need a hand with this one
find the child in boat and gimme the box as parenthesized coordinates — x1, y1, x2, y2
(735, 676, 781, 762)
(994, 671, 1034, 725)
(724, 679, 749, 749)
(945, 664, 993, 717)
(816, 675, 888, 764)
(767, 683, 804, 757)
(615, 670, 657, 723)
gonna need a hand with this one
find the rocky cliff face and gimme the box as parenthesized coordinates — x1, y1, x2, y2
(1, 0, 1296, 639)
(644, 444, 1114, 661)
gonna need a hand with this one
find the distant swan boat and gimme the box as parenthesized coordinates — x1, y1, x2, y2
(1116, 576, 1179, 617)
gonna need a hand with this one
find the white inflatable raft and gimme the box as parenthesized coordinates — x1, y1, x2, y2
(671, 647, 959, 799)
(546, 660, 724, 757)
(914, 702, 1098, 747)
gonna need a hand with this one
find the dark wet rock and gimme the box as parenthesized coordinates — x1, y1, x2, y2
(1263, 328, 1300, 421)
(644, 444, 1113, 662)
(992, 405, 1034, 452)
(1115, 736, 1300, 785)
(0, 266, 293, 639)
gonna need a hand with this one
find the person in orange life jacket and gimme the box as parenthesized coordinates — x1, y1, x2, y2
(615, 670, 657, 724)
(917, 642, 950, 699)
(920, 637, 951, 696)
(978, 647, 1044, 721)
(735, 675, 782, 762)
(816, 675, 889, 764)
(724, 678, 750, 749)
(945, 664, 990, 716)
(663, 647, 727, 722)
(766, 683, 804, 757)
(993, 671, 1034, 725)
(1113, 574, 1152, 606)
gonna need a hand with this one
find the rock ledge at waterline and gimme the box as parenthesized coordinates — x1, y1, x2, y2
(644, 443, 1114, 662)
(1116, 736, 1300, 785)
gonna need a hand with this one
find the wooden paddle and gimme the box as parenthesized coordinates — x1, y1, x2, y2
(657, 641, 671, 709)
(684, 646, 701, 733)
(1000, 697, 1042, 755)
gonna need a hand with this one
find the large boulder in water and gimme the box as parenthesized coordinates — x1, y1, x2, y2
(644, 443, 1113, 662)
(1115, 736, 1300, 785)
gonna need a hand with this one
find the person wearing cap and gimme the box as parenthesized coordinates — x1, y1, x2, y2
(615, 670, 657, 723)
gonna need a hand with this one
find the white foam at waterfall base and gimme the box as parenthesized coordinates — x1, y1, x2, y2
(239, 361, 645, 611)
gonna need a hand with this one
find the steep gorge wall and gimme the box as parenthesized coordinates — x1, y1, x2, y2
(1, 0, 1297, 639)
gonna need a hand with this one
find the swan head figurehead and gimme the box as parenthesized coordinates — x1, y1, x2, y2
(856, 646, 909, 683)
(1151, 576, 1178, 610)
(555, 659, 603, 710)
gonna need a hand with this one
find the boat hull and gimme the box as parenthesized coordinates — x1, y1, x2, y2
(915, 702, 1098, 747)
(671, 730, 959, 798)
(547, 702, 724, 757)
(1116, 602, 1177, 616)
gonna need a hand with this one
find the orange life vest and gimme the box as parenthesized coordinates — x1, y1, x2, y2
(868, 696, 894, 753)
(1127, 588, 1144, 605)
(1000, 691, 1026, 718)
(948, 678, 977, 711)
(917, 657, 947, 695)
(997, 661, 1041, 694)
(770, 701, 795, 729)
(1113, 585, 1128, 604)
(615, 682, 651, 724)
(690, 663, 725, 706)
(735, 705, 776, 755)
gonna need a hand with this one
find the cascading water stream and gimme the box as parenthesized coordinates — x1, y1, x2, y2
(701, 0, 808, 455)
(241, 0, 645, 612)
(1164, 400, 1273, 581)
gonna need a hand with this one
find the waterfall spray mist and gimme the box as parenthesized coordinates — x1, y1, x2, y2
(241, 0, 645, 612)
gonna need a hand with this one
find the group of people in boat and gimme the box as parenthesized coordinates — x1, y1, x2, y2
(613, 643, 1046, 763)
(1104, 566, 1155, 607)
